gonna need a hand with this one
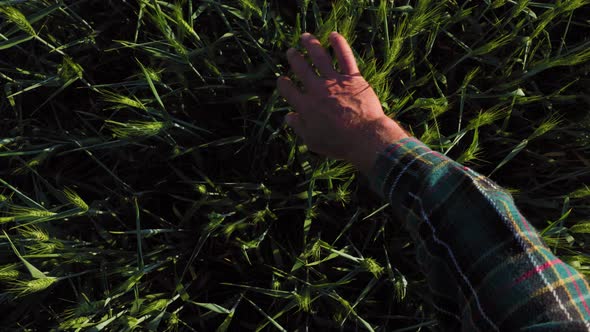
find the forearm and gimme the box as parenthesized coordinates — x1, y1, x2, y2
(368, 137, 590, 330)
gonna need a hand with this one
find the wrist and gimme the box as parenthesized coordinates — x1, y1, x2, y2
(351, 117, 409, 174)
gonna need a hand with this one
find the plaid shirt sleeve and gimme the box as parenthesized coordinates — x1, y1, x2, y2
(369, 137, 590, 331)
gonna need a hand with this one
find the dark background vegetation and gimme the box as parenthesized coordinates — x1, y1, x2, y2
(0, 0, 589, 330)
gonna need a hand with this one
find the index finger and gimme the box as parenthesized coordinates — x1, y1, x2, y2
(329, 32, 359, 75)
(286, 48, 317, 89)
(277, 76, 303, 110)
(300, 33, 337, 77)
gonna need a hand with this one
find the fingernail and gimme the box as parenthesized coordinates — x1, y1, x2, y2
(330, 31, 338, 38)
(301, 32, 312, 40)
(287, 48, 296, 56)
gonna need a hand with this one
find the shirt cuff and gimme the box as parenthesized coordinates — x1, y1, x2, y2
(368, 137, 439, 200)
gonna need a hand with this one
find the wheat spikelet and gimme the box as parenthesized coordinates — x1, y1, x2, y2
(27, 241, 63, 254)
(101, 91, 147, 110)
(294, 287, 312, 313)
(0, 269, 20, 281)
(57, 56, 84, 80)
(0, 264, 20, 281)
(9, 206, 56, 218)
(361, 257, 384, 278)
(0, 217, 15, 223)
(18, 225, 49, 241)
(106, 120, 168, 138)
(0, 6, 35, 36)
(10, 277, 57, 296)
(63, 187, 89, 211)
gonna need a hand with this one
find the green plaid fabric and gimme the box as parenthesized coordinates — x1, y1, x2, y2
(369, 137, 590, 331)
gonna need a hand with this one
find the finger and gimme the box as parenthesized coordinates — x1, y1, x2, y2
(300, 32, 336, 77)
(286, 48, 317, 88)
(284, 112, 305, 137)
(277, 76, 303, 109)
(329, 32, 359, 75)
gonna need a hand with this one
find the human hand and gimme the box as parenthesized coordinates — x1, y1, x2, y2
(277, 32, 409, 174)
